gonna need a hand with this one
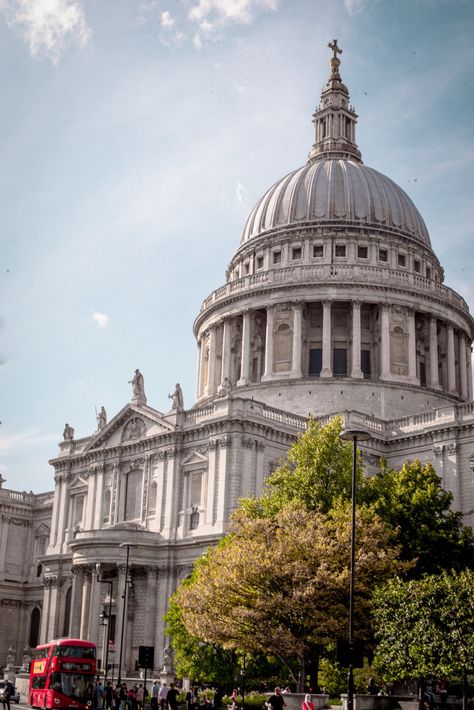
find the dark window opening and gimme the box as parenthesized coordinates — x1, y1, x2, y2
(309, 349, 322, 377)
(333, 348, 347, 376)
(357, 245, 368, 259)
(335, 244, 346, 257)
(361, 350, 371, 378)
(426, 267, 432, 279)
(273, 251, 282, 264)
(292, 247, 302, 260)
(256, 256, 264, 269)
(398, 253, 406, 267)
(313, 244, 324, 258)
(379, 248, 388, 262)
(419, 361, 426, 386)
(414, 259, 421, 273)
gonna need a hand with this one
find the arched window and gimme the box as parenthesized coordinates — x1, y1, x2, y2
(62, 587, 72, 636)
(29, 607, 41, 648)
(124, 470, 143, 521)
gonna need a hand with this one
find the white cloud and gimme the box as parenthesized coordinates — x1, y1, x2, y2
(160, 10, 174, 29)
(92, 312, 109, 328)
(344, 0, 370, 13)
(1, 0, 91, 63)
(0, 429, 57, 456)
(236, 180, 247, 206)
(188, 0, 278, 29)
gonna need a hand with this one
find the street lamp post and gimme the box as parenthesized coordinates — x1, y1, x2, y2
(339, 427, 371, 710)
(117, 543, 137, 685)
(96, 565, 113, 686)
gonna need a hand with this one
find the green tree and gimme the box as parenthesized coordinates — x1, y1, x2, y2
(364, 460, 474, 577)
(240, 416, 358, 518)
(176, 503, 403, 691)
(372, 570, 474, 691)
(164, 591, 238, 685)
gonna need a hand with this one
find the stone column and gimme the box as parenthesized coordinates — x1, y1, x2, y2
(380, 304, 391, 379)
(291, 302, 303, 378)
(468, 345, 473, 400)
(207, 325, 217, 396)
(429, 316, 440, 389)
(459, 333, 468, 400)
(407, 308, 418, 383)
(447, 323, 456, 393)
(220, 318, 232, 384)
(115, 564, 127, 678)
(321, 300, 332, 378)
(196, 337, 202, 399)
(351, 300, 363, 379)
(262, 306, 275, 381)
(69, 565, 84, 637)
(144, 568, 159, 646)
(237, 310, 251, 386)
(79, 567, 92, 640)
(88, 571, 102, 646)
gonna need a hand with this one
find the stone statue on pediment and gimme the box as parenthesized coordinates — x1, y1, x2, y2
(97, 406, 107, 430)
(169, 383, 184, 410)
(63, 423, 74, 441)
(129, 369, 147, 405)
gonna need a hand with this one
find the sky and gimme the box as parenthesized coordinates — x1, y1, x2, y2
(1, 0, 473, 493)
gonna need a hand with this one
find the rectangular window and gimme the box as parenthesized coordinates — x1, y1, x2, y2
(292, 246, 302, 260)
(244, 262, 250, 275)
(273, 251, 282, 264)
(357, 245, 368, 259)
(309, 348, 322, 376)
(414, 259, 421, 273)
(419, 360, 426, 386)
(313, 244, 324, 258)
(398, 253, 406, 267)
(333, 348, 347, 376)
(256, 255, 264, 269)
(361, 350, 371, 378)
(335, 244, 346, 257)
(426, 266, 432, 279)
(379, 248, 388, 262)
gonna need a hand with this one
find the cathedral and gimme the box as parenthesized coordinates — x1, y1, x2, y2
(2, 41, 474, 678)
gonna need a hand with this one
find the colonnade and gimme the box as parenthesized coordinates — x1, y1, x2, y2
(41, 564, 166, 675)
(197, 299, 473, 400)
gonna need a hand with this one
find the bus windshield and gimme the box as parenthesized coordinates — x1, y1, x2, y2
(50, 673, 94, 701)
(54, 646, 96, 659)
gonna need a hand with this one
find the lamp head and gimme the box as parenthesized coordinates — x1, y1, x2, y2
(340, 428, 371, 442)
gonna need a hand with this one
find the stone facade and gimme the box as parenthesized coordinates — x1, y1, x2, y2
(2, 42, 474, 678)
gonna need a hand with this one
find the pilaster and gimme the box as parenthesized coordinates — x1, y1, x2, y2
(320, 299, 332, 378)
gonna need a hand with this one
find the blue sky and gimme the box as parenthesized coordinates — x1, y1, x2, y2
(1, 0, 473, 493)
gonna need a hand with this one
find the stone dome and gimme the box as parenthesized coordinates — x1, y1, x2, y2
(240, 158, 431, 247)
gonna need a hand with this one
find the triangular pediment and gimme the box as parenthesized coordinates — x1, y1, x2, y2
(34, 522, 50, 536)
(182, 451, 208, 467)
(70, 476, 89, 490)
(84, 403, 175, 452)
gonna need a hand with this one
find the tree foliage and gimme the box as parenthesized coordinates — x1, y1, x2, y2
(372, 570, 474, 681)
(175, 503, 403, 687)
(364, 459, 474, 577)
(240, 416, 359, 518)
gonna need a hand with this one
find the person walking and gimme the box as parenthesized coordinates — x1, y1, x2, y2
(302, 695, 314, 710)
(267, 688, 286, 710)
(167, 684, 179, 710)
(151, 681, 160, 710)
(159, 683, 169, 710)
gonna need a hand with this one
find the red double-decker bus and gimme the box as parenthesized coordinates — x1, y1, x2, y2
(29, 638, 96, 710)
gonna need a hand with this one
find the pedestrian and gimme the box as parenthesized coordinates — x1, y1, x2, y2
(267, 688, 286, 710)
(104, 682, 114, 710)
(2, 681, 12, 710)
(151, 681, 160, 710)
(167, 683, 179, 710)
(95, 680, 105, 709)
(159, 683, 169, 710)
(302, 695, 314, 710)
(137, 685, 145, 710)
(119, 683, 128, 710)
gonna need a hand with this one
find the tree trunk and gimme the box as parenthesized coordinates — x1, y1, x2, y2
(297, 657, 306, 693)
